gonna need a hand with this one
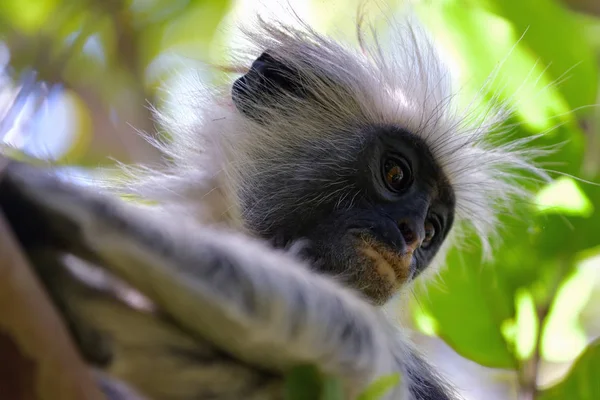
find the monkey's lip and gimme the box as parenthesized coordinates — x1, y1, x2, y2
(358, 237, 413, 287)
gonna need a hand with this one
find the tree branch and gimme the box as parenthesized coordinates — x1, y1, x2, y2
(0, 157, 105, 400)
(562, 0, 600, 17)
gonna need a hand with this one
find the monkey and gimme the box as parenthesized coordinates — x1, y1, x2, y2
(0, 9, 546, 400)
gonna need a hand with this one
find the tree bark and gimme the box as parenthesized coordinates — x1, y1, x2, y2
(563, 0, 600, 17)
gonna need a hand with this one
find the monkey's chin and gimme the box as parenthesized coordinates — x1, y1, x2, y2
(358, 239, 413, 292)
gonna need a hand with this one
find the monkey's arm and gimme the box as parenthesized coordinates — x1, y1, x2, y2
(0, 160, 455, 400)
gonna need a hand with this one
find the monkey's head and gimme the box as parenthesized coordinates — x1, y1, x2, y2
(130, 17, 543, 305)
(227, 34, 458, 304)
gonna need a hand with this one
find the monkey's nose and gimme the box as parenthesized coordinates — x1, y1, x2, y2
(398, 219, 424, 252)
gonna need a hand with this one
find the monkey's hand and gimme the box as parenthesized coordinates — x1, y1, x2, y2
(0, 160, 412, 399)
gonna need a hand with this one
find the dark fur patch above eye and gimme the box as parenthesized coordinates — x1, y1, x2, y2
(231, 51, 307, 121)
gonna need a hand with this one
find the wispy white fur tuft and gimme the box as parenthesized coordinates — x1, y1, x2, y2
(104, 10, 548, 272)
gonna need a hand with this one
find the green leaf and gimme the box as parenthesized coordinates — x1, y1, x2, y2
(411, 0, 600, 374)
(536, 177, 594, 218)
(283, 365, 345, 400)
(538, 339, 600, 400)
(136, 0, 233, 89)
(411, 249, 517, 368)
(476, 0, 598, 113)
(419, 0, 597, 116)
(501, 288, 538, 361)
(541, 263, 596, 362)
(357, 374, 402, 400)
(321, 376, 345, 400)
(416, 2, 575, 133)
(156, 0, 232, 56)
(284, 365, 323, 400)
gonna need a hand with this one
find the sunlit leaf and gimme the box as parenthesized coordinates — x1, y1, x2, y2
(138, 0, 233, 90)
(536, 177, 594, 218)
(416, 2, 574, 133)
(501, 288, 538, 361)
(57, 89, 92, 163)
(541, 263, 595, 362)
(0, 0, 59, 34)
(159, 0, 232, 56)
(538, 339, 600, 400)
(412, 307, 439, 337)
(475, 0, 598, 113)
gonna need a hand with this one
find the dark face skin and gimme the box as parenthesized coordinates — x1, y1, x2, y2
(300, 126, 455, 304)
(233, 52, 456, 305)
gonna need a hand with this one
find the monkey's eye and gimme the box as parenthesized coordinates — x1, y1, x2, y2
(382, 156, 412, 193)
(422, 220, 436, 248)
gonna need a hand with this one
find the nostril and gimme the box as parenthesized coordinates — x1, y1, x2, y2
(398, 221, 416, 244)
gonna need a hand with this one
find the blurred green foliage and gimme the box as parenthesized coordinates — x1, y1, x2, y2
(539, 339, 600, 399)
(411, 0, 600, 398)
(284, 365, 400, 400)
(1, 0, 600, 399)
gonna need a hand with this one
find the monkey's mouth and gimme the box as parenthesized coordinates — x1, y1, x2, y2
(358, 237, 414, 288)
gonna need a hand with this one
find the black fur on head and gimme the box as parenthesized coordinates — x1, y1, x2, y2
(232, 52, 456, 304)
(232, 51, 309, 122)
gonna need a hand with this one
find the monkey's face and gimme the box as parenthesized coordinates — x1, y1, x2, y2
(231, 52, 456, 304)
(299, 128, 456, 304)
(237, 124, 455, 304)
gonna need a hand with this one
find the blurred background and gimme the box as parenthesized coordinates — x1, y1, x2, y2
(0, 0, 599, 399)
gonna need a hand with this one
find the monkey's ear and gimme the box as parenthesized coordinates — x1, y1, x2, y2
(231, 52, 307, 121)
